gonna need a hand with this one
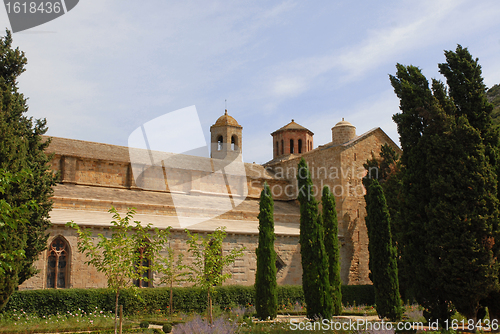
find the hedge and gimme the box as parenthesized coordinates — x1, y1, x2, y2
(3, 285, 373, 316)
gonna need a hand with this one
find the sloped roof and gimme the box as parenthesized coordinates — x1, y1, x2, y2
(271, 120, 314, 136)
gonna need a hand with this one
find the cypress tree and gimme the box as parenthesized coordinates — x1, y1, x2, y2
(365, 179, 402, 321)
(390, 63, 453, 322)
(390, 45, 500, 323)
(0, 29, 55, 299)
(297, 158, 332, 319)
(321, 186, 342, 315)
(255, 182, 278, 320)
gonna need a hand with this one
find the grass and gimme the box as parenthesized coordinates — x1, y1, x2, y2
(0, 303, 465, 334)
(0, 307, 133, 334)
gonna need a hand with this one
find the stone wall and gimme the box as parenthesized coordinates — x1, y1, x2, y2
(19, 227, 302, 290)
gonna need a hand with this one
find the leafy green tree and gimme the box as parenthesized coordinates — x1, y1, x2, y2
(184, 227, 245, 323)
(365, 180, 402, 321)
(0, 169, 37, 311)
(255, 182, 278, 320)
(0, 30, 56, 285)
(390, 45, 500, 323)
(321, 186, 342, 315)
(297, 158, 332, 319)
(68, 207, 170, 334)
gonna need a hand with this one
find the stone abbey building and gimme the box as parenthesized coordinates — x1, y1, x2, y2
(19, 111, 400, 290)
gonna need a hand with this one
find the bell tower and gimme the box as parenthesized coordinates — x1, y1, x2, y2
(210, 109, 243, 160)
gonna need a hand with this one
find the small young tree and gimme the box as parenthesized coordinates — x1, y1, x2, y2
(157, 242, 188, 315)
(321, 186, 342, 316)
(67, 207, 170, 334)
(184, 227, 244, 323)
(255, 182, 278, 320)
(364, 180, 402, 321)
(297, 158, 332, 319)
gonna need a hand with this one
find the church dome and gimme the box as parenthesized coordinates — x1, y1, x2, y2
(333, 120, 354, 128)
(212, 110, 242, 128)
(331, 118, 356, 145)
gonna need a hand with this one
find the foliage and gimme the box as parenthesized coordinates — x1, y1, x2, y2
(296, 158, 332, 319)
(488, 84, 500, 127)
(2, 285, 375, 317)
(67, 207, 170, 334)
(390, 45, 500, 323)
(0, 170, 38, 311)
(161, 323, 172, 333)
(364, 180, 402, 321)
(139, 321, 149, 328)
(0, 29, 56, 302)
(255, 182, 278, 320)
(321, 186, 342, 315)
(184, 227, 245, 323)
(156, 242, 188, 315)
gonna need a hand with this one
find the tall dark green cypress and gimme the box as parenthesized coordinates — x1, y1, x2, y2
(255, 182, 278, 320)
(0, 29, 55, 306)
(321, 186, 342, 315)
(390, 45, 500, 323)
(297, 158, 332, 319)
(365, 180, 402, 321)
(390, 64, 453, 322)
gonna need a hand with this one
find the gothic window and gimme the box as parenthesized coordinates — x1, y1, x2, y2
(47, 237, 70, 289)
(290, 139, 294, 154)
(298, 139, 302, 154)
(281, 140, 284, 155)
(134, 246, 151, 288)
(217, 136, 223, 151)
(231, 135, 238, 151)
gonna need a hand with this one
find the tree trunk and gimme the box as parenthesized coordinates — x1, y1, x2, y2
(207, 287, 213, 324)
(114, 289, 120, 334)
(169, 280, 173, 315)
(119, 305, 123, 334)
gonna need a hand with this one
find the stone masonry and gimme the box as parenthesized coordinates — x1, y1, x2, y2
(19, 111, 400, 290)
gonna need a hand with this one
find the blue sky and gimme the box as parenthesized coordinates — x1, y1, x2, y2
(2, 0, 500, 164)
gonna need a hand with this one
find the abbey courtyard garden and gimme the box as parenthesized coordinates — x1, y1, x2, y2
(2, 27, 500, 334)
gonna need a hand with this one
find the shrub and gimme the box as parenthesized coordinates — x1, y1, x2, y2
(2, 284, 374, 317)
(139, 320, 149, 328)
(162, 323, 172, 333)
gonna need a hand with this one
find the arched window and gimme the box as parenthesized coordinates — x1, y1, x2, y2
(217, 136, 223, 151)
(281, 140, 284, 155)
(134, 246, 151, 288)
(298, 139, 302, 154)
(47, 237, 70, 289)
(231, 135, 238, 151)
(290, 139, 294, 154)
(276, 141, 279, 155)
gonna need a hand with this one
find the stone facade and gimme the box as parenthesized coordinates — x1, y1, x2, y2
(19, 111, 400, 290)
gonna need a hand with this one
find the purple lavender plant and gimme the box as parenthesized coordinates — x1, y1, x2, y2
(173, 315, 238, 334)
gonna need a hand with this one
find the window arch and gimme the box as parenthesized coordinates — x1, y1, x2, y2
(134, 246, 151, 288)
(231, 135, 238, 151)
(281, 140, 284, 155)
(217, 136, 223, 151)
(290, 139, 294, 154)
(47, 236, 70, 289)
(276, 141, 279, 155)
(298, 139, 302, 154)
